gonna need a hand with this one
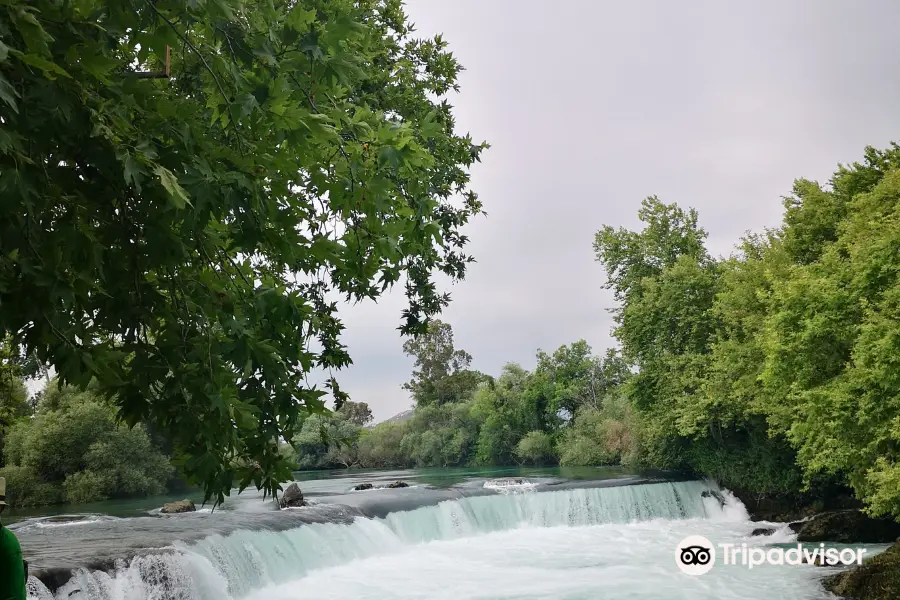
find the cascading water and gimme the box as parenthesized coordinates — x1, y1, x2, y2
(27, 481, 734, 600)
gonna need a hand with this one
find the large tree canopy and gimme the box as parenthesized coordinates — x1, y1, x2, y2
(0, 0, 485, 503)
(593, 145, 900, 515)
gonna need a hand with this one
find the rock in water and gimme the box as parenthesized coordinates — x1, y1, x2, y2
(160, 500, 196, 514)
(353, 483, 374, 491)
(788, 521, 806, 534)
(824, 540, 900, 599)
(279, 482, 306, 508)
(796, 510, 900, 543)
(751, 527, 776, 537)
(387, 481, 409, 488)
(700, 490, 725, 508)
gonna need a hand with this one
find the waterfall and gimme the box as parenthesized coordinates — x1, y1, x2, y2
(27, 480, 745, 600)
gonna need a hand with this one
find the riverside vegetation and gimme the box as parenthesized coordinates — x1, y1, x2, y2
(293, 144, 900, 529)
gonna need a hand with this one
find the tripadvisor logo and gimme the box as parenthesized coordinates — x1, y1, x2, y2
(675, 536, 867, 575)
(676, 535, 716, 575)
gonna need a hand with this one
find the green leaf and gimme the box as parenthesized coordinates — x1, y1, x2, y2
(10, 50, 72, 79)
(123, 153, 144, 191)
(286, 6, 317, 31)
(154, 165, 192, 209)
(0, 72, 19, 113)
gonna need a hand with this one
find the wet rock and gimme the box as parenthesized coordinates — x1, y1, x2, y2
(701, 490, 726, 508)
(788, 521, 805, 534)
(279, 482, 306, 508)
(353, 483, 373, 491)
(386, 481, 409, 488)
(751, 527, 776, 537)
(824, 540, 900, 599)
(159, 500, 195, 514)
(796, 510, 900, 544)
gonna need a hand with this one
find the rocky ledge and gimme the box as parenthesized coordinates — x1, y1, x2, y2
(795, 510, 900, 544)
(823, 540, 900, 600)
(727, 487, 900, 600)
(748, 505, 900, 599)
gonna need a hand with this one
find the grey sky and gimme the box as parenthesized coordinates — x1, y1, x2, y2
(335, 0, 900, 421)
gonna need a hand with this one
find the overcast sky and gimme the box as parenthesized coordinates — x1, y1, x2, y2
(333, 0, 900, 421)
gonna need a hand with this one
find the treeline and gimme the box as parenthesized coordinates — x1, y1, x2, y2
(289, 323, 640, 471)
(303, 144, 900, 521)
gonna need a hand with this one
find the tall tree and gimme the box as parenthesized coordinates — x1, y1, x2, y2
(593, 198, 717, 419)
(528, 341, 629, 423)
(402, 319, 483, 406)
(338, 400, 373, 426)
(0, 0, 485, 503)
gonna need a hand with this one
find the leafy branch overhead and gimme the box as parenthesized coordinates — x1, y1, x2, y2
(0, 0, 486, 504)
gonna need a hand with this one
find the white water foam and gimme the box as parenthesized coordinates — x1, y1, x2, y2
(25, 481, 829, 600)
(249, 516, 831, 600)
(482, 478, 538, 493)
(11, 515, 119, 533)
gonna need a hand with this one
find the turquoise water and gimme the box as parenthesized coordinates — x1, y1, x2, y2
(5, 466, 632, 523)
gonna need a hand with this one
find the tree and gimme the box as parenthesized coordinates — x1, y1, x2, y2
(292, 411, 361, 469)
(396, 400, 480, 467)
(557, 393, 642, 468)
(594, 199, 719, 453)
(0, 340, 29, 464)
(588, 144, 900, 509)
(471, 364, 531, 465)
(0, 384, 173, 507)
(0, 0, 485, 503)
(402, 320, 484, 406)
(338, 400, 373, 426)
(593, 196, 805, 492)
(760, 146, 900, 516)
(528, 342, 629, 424)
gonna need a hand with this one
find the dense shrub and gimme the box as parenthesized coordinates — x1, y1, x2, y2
(1, 384, 173, 507)
(514, 431, 554, 465)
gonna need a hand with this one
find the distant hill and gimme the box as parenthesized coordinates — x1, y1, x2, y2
(379, 408, 414, 426)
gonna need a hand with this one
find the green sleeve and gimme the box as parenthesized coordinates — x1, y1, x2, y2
(0, 526, 27, 600)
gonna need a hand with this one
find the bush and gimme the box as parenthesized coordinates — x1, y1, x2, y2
(557, 397, 644, 468)
(515, 431, 554, 465)
(357, 423, 409, 468)
(1, 385, 173, 507)
(0, 465, 63, 507)
(685, 424, 804, 495)
(64, 470, 116, 504)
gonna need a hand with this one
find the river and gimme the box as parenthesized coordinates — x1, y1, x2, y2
(8, 466, 839, 599)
